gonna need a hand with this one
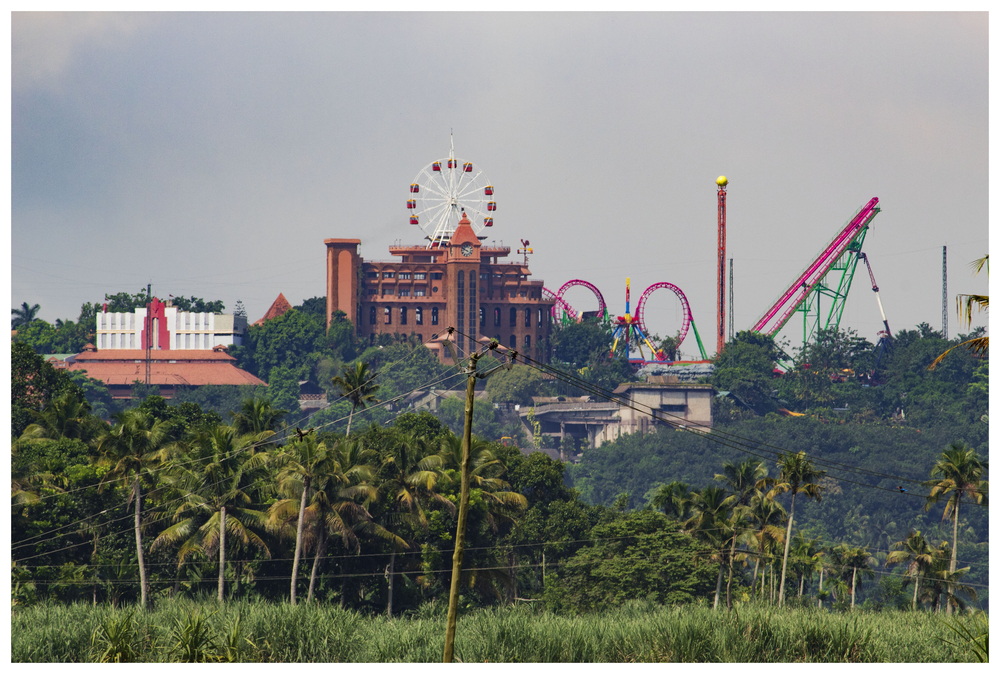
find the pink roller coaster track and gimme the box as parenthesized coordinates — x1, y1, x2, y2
(543, 287, 577, 320)
(635, 282, 692, 348)
(752, 197, 880, 336)
(556, 279, 607, 319)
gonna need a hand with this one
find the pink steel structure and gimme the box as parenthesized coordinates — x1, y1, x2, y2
(543, 287, 578, 321)
(752, 197, 880, 337)
(634, 282, 693, 349)
(556, 279, 607, 320)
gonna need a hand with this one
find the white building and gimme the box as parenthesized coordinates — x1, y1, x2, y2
(95, 298, 247, 351)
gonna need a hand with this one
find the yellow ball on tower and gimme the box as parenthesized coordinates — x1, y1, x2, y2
(716, 175, 728, 186)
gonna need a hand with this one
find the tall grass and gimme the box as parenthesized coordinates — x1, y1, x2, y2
(11, 597, 978, 662)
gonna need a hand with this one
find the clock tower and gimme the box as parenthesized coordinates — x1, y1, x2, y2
(444, 211, 482, 357)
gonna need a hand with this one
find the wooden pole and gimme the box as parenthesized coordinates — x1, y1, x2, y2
(443, 352, 479, 663)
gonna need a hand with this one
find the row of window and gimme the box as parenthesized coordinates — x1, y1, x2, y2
(371, 306, 438, 326)
(367, 271, 441, 280)
(368, 288, 427, 297)
(368, 305, 549, 328)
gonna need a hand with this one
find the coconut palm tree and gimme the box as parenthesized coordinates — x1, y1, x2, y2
(19, 389, 94, 442)
(331, 362, 380, 437)
(929, 254, 988, 368)
(423, 434, 528, 530)
(715, 458, 767, 507)
(376, 434, 454, 617)
(11, 301, 40, 328)
(766, 451, 825, 607)
(789, 532, 823, 598)
(746, 492, 787, 601)
(685, 486, 737, 610)
(885, 530, 935, 611)
(834, 544, 874, 609)
(230, 397, 287, 437)
(270, 434, 340, 605)
(922, 442, 988, 615)
(650, 480, 694, 520)
(95, 409, 173, 608)
(153, 425, 273, 602)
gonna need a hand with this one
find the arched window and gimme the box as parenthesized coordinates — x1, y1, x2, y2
(538, 308, 544, 327)
(432, 307, 439, 325)
(480, 306, 485, 327)
(509, 334, 517, 349)
(524, 334, 531, 349)
(494, 307, 501, 327)
(369, 306, 376, 325)
(415, 307, 423, 325)
(510, 307, 517, 327)
(400, 307, 407, 325)
(524, 307, 531, 327)
(384, 307, 392, 325)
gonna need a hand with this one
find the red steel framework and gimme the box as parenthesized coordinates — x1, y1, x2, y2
(717, 177, 727, 356)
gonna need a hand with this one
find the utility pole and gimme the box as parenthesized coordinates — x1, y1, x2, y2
(443, 347, 481, 663)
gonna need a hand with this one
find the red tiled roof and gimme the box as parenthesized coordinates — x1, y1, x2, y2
(68, 349, 266, 387)
(253, 293, 292, 326)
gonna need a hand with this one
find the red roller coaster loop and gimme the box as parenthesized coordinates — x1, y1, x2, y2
(635, 282, 692, 349)
(556, 279, 607, 321)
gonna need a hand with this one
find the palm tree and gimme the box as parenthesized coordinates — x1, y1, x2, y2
(19, 389, 93, 442)
(929, 254, 988, 368)
(331, 362, 380, 436)
(834, 544, 874, 609)
(270, 434, 339, 605)
(11, 301, 40, 328)
(715, 459, 767, 506)
(746, 493, 786, 601)
(230, 397, 287, 437)
(424, 434, 528, 530)
(922, 442, 988, 615)
(153, 425, 273, 602)
(766, 451, 825, 607)
(95, 409, 173, 608)
(685, 485, 737, 610)
(885, 530, 935, 611)
(789, 532, 823, 598)
(377, 434, 454, 617)
(650, 480, 693, 520)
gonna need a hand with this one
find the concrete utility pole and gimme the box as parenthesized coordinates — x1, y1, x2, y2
(443, 348, 481, 663)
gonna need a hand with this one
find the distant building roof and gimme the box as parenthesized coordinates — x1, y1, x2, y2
(253, 293, 293, 326)
(67, 349, 266, 390)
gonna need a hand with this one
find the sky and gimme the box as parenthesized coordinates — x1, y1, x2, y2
(10, 11, 990, 359)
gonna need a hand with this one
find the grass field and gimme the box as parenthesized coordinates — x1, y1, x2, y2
(11, 597, 982, 663)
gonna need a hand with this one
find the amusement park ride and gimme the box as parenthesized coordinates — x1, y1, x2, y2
(405, 139, 893, 375)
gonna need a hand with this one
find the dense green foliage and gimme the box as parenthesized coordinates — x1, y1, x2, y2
(11, 598, 983, 662)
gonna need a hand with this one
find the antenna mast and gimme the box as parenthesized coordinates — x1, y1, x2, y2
(145, 283, 152, 386)
(716, 176, 728, 356)
(942, 246, 948, 339)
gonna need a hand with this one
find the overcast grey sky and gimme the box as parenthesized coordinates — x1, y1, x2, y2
(11, 12, 989, 358)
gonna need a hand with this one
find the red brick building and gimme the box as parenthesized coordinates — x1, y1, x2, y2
(326, 213, 555, 363)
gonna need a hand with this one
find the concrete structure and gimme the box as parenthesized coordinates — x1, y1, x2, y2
(95, 298, 247, 351)
(325, 213, 556, 364)
(68, 344, 265, 400)
(518, 378, 714, 454)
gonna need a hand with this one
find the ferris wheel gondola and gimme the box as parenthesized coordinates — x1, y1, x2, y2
(406, 135, 496, 247)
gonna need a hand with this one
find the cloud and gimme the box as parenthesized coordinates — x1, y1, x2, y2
(12, 12, 153, 93)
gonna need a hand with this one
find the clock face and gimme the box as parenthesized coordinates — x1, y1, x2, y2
(460, 242, 474, 257)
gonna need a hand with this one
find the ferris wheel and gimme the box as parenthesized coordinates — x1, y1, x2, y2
(407, 136, 496, 247)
